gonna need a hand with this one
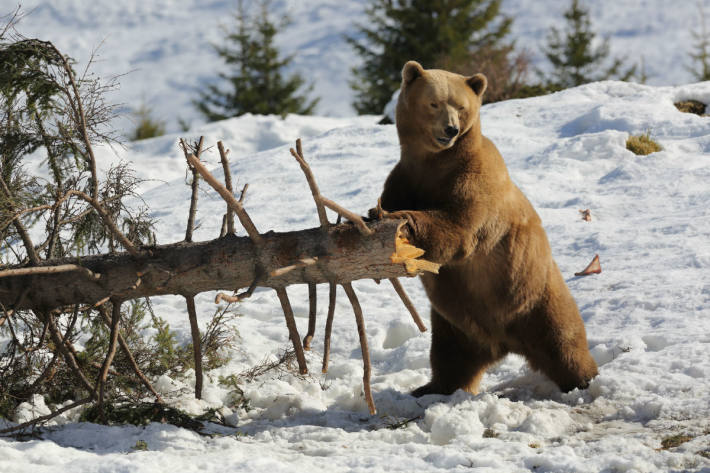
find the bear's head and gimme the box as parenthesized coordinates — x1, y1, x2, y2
(395, 60, 487, 154)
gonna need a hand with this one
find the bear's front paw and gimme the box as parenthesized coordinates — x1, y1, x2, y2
(383, 210, 417, 242)
(366, 207, 380, 220)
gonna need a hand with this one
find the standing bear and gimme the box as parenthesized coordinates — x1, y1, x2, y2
(375, 61, 598, 396)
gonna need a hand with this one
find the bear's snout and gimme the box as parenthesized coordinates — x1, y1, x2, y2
(435, 124, 459, 147)
(444, 125, 459, 138)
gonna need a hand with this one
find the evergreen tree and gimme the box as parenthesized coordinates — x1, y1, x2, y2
(195, 0, 318, 121)
(348, 0, 512, 115)
(543, 0, 635, 89)
(688, 3, 710, 81)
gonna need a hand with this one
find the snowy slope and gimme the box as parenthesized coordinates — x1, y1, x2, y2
(11, 0, 709, 134)
(2, 81, 710, 472)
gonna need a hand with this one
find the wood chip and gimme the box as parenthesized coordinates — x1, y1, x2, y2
(391, 229, 440, 275)
(574, 254, 601, 276)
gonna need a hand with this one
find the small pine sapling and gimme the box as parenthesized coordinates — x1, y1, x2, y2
(195, 0, 318, 121)
(542, 0, 636, 89)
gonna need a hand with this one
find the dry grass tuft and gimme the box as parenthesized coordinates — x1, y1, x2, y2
(660, 433, 694, 450)
(626, 132, 663, 155)
(674, 100, 706, 115)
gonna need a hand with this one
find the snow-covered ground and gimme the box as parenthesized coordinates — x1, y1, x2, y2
(2, 80, 710, 472)
(10, 0, 708, 134)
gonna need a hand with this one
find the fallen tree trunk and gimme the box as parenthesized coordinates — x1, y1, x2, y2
(0, 219, 416, 311)
(0, 136, 438, 418)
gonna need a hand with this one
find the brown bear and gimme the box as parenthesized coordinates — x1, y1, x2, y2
(375, 61, 598, 396)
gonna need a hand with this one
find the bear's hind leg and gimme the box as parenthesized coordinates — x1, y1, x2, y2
(412, 308, 503, 397)
(515, 308, 598, 392)
(525, 344, 598, 392)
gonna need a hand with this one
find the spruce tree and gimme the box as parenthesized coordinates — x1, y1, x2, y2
(543, 0, 635, 89)
(195, 0, 318, 121)
(348, 0, 512, 115)
(688, 3, 710, 81)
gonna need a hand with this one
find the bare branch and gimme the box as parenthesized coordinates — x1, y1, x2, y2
(0, 397, 93, 436)
(0, 203, 54, 234)
(43, 311, 96, 397)
(95, 300, 121, 417)
(218, 141, 236, 235)
(186, 154, 262, 245)
(47, 41, 100, 197)
(321, 282, 337, 373)
(185, 295, 203, 399)
(0, 175, 40, 265)
(97, 305, 163, 403)
(303, 282, 317, 350)
(0, 6, 23, 39)
(181, 137, 204, 243)
(389, 278, 426, 332)
(214, 276, 260, 304)
(214, 292, 240, 304)
(219, 214, 228, 238)
(342, 282, 375, 415)
(274, 287, 308, 374)
(320, 197, 373, 236)
(269, 257, 318, 277)
(239, 184, 248, 203)
(28, 345, 60, 392)
(0, 264, 100, 280)
(290, 139, 329, 228)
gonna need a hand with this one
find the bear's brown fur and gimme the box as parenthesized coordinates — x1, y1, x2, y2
(377, 61, 598, 396)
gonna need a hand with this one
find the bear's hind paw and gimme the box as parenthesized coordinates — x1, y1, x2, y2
(411, 381, 449, 397)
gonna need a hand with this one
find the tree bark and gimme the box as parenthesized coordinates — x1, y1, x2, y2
(0, 219, 417, 312)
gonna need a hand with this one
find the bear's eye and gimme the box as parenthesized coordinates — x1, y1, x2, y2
(429, 102, 438, 109)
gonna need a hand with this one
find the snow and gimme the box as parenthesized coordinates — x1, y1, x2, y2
(10, 1, 709, 134)
(3, 0, 710, 470)
(2, 80, 710, 472)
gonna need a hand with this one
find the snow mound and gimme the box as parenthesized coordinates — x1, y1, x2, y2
(2, 81, 710, 472)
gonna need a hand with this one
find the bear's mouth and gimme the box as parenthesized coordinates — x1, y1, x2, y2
(436, 136, 453, 146)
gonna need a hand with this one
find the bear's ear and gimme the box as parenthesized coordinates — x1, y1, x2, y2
(466, 73, 488, 97)
(402, 61, 425, 85)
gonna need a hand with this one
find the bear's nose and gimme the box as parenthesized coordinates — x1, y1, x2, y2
(444, 126, 459, 138)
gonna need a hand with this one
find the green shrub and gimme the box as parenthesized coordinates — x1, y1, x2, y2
(132, 440, 149, 451)
(131, 104, 166, 141)
(80, 401, 202, 430)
